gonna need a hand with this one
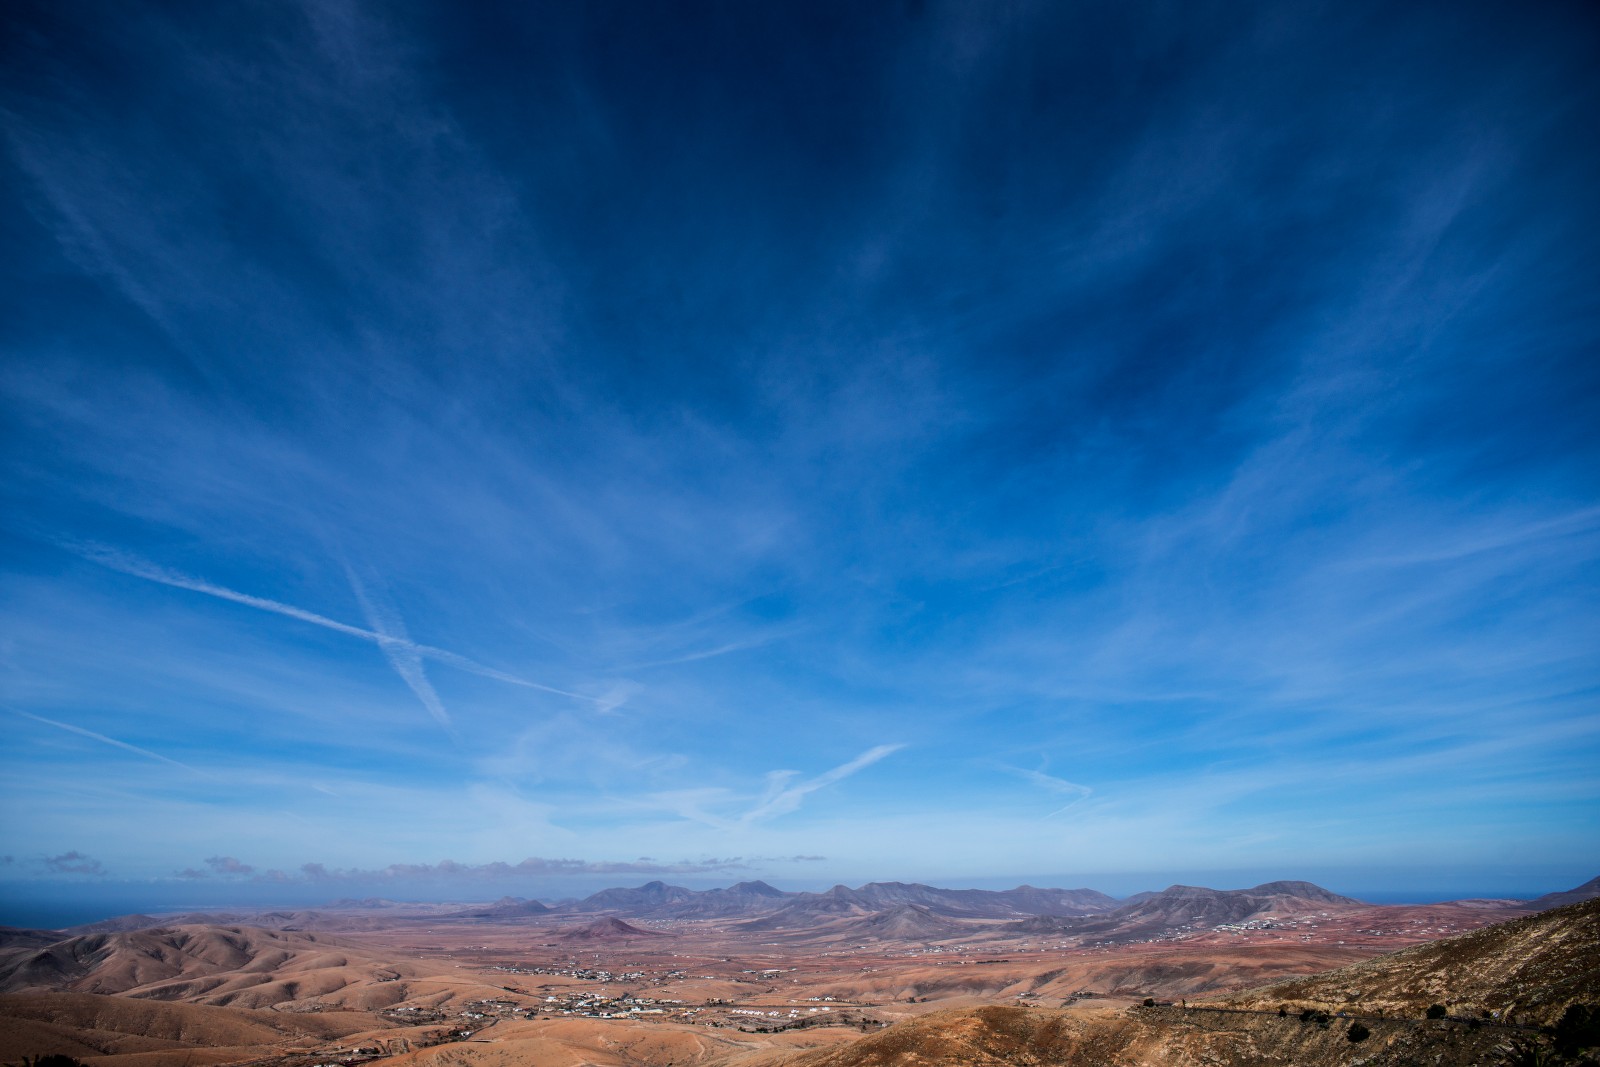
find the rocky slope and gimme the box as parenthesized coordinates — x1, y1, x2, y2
(1224, 895, 1600, 1025)
(774, 895, 1600, 1067)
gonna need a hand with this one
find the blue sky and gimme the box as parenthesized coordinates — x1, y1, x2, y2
(2, 0, 1598, 921)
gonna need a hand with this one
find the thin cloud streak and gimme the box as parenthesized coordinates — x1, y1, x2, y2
(622, 631, 800, 671)
(9, 707, 222, 782)
(69, 542, 595, 702)
(345, 565, 453, 732)
(1345, 506, 1600, 570)
(740, 744, 906, 825)
(995, 765, 1094, 818)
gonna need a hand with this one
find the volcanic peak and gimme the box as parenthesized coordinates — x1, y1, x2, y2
(559, 916, 663, 941)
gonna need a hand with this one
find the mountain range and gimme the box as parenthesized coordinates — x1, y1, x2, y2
(560, 878, 1120, 923)
(17, 874, 1598, 942)
(1055, 881, 1365, 943)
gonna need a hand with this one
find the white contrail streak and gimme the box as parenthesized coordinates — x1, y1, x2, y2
(994, 764, 1094, 819)
(10, 707, 222, 781)
(345, 565, 455, 732)
(69, 542, 594, 702)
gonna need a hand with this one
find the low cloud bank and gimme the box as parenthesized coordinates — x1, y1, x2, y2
(171, 855, 782, 884)
(44, 851, 106, 876)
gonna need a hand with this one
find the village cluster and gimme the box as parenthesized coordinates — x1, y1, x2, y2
(370, 988, 868, 1041)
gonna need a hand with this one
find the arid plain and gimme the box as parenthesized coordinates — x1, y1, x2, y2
(4, 875, 1597, 1066)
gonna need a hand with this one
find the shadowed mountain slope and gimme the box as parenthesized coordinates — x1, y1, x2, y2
(834, 904, 969, 942)
(61, 914, 166, 935)
(465, 895, 553, 919)
(650, 880, 795, 918)
(1530, 875, 1600, 911)
(734, 895, 872, 932)
(0, 927, 65, 951)
(568, 880, 697, 913)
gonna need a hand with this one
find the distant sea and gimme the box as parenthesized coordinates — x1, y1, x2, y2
(1349, 889, 1541, 904)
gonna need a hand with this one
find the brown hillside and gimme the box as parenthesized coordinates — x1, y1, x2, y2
(0, 924, 429, 1009)
(0, 991, 392, 1066)
(560, 916, 664, 941)
(1221, 895, 1600, 1024)
(775, 1002, 1549, 1067)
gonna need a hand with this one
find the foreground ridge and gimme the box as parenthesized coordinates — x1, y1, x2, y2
(778, 897, 1600, 1067)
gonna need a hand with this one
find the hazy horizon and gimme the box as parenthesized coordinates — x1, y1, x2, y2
(4, 864, 1593, 931)
(3, 1, 1596, 923)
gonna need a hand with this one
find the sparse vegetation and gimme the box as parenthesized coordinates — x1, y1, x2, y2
(1347, 1021, 1371, 1042)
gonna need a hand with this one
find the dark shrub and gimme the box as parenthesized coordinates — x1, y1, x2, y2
(1427, 1003, 1448, 1020)
(1555, 1004, 1600, 1055)
(1348, 1021, 1371, 1043)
